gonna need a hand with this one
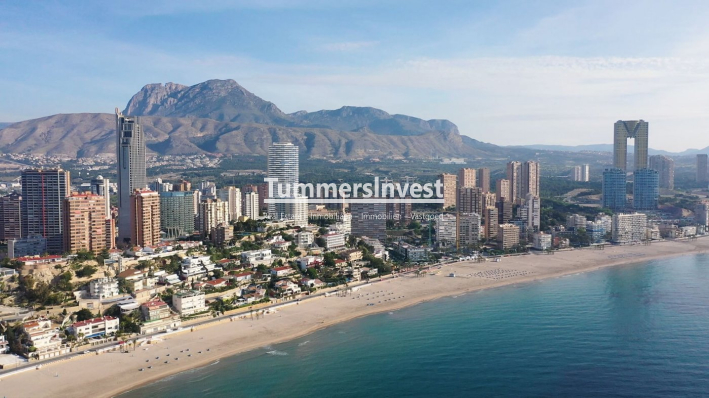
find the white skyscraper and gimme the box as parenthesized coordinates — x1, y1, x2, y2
(243, 191, 259, 219)
(267, 142, 306, 220)
(116, 109, 146, 246)
(217, 186, 241, 221)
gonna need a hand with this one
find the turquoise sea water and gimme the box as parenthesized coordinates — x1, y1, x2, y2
(122, 254, 709, 397)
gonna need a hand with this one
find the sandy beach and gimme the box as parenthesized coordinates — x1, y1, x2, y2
(1, 238, 708, 398)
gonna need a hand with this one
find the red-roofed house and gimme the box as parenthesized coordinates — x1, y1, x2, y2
(70, 316, 119, 338)
(230, 271, 253, 283)
(194, 278, 228, 290)
(271, 266, 295, 278)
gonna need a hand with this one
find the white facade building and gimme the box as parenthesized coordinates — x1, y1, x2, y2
(172, 290, 207, 316)
(533, 232, 552, 250)
(217, 186, 242, 221)
(89, 277, 120, 300)
(436, 214, 457, 246)
(70, 316, 119, 338)
(322, 233, 346, 249)
(241, 249, 273, 266)
(612, 213, 648, 244)
(243, 191, 259, 219)
(180, 255, 218, 278)
(296, 231, 314, 247)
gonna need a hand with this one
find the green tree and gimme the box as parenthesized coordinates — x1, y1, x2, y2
(56, 272, 73, 291)
(74, 308, 95, 321)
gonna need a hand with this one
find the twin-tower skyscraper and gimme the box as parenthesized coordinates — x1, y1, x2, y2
(603, 120, 658, 210)
(613, 120, 649, 171)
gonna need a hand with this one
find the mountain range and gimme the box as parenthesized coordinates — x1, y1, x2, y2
(511, 144, 709, 156)
(0, 79, 510, 160)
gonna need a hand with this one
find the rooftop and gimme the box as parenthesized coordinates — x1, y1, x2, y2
(72, 316, 117, 328)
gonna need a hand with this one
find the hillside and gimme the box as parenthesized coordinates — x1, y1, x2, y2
(0, 113, 496, 159)
(0, 78, 509, 159)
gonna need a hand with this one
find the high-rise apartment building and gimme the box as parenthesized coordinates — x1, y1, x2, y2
(521, 194, 541, 233)
(482, 207, 498, 240)
(457, 168, 476, 188)
(386, 197, 412, 227)
(130, 189, 160, 247)
(476, 168, 490, 192)
(439, 173, 457, 209)
(572, 165, 590, 182)
(0, 192, 22, 241)
(573, 166, 582, 181)
(614, 120, 649, 172)
(351, 202, 387, 241)
(243, 191, 259, 219)
(90, 176, 111, 218)
(457, 212, 481, 248)
(649, 155, 674, 190)
(506, 161, 521, 201)
(697, 154, 709, 183)
(197, 198, 229, 238)
(217, 186, 241, 221)
(612, 213, 647, 244)
(496, 200, 513, 224)
(267, 142, 299, 217)
(633, 169, 659, 210)
(21, 169, 70, 254)
(521, 161, 540, 198)
(495, 179, 510, 203)
(497, 224, 520, 249)
(457, 187, 483, 215)
(602, 168, 627, 210)
(435, 214, 457, 246)
(173, 180, 192, 192)
(160, 191, 195, 239)
(116, 110, 147, 246)
(63, 193, 107, 254)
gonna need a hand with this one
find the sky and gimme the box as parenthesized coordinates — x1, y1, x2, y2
(2, 0, 709, 152)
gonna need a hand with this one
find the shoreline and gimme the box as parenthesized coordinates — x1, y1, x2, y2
(2, 238, 708, 398)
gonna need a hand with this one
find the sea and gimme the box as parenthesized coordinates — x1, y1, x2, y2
(120, 254, 709, 397)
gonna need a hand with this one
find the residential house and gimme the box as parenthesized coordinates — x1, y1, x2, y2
(271, 266, 296, 278)
(21, 318, 69, 360)
(240, 249, 273, 267)
(69, 316, 119, 338)
(273, 280, 301, 296)
(300, 278, 325, 289)
(194, 278, 228, 290)
(139, 300, 181, 335)
(296, 256, 323, 271)
(180, 255, 219, 279)
(340, 249, 363, 262)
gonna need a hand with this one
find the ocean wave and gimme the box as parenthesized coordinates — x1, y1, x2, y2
(266, 350, 288, 356)
(298, 341, 310, 346)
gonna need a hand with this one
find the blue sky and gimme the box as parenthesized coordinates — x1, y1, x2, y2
(2, 0, 709, 151)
